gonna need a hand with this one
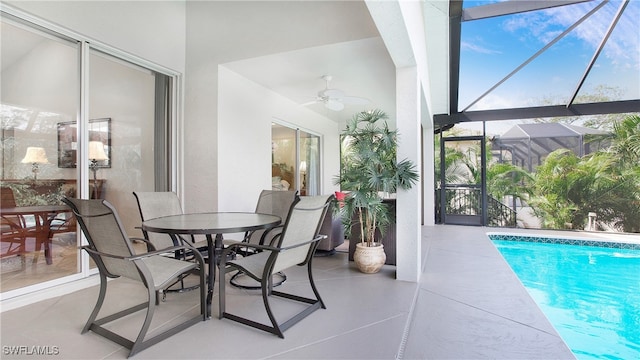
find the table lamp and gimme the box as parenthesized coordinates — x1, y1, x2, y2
(21, 147, 48, 180)
(300, 160, 307, 190)
(88, 141, 109, 198)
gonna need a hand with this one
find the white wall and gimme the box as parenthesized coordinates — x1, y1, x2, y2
(183, 0, 379, 213)
(4, 1, 186, 73)
(217, 67, 340, 212)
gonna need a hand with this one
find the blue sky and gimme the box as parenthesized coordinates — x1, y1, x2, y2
(458, 0, 639, 115)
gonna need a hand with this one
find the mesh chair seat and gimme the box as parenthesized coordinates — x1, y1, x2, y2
(226, 250, 271, 281)
(141, 256, 199, 289)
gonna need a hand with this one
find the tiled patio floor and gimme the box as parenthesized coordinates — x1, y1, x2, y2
(1, 225, 580, 359)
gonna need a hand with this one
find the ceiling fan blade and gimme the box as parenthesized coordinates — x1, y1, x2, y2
(300, 100, 319, 107)
(339, 96, 370, 105)
(322, 88, 345, 98)
(325, 99, 345, 111)
(309, 75, 367, 111)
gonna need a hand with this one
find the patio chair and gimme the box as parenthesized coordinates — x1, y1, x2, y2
(133, 191, 208, 293)
(62, 197, 206, 358)
(226, 189, 298, 289)
(219, 194, 333, 338)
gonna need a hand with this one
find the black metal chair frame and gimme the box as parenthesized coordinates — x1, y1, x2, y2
(133, 191, 208, 295)
(228, 190, 298, 290)
(219, 195, 333, 338)
(63, 198, 206, 358)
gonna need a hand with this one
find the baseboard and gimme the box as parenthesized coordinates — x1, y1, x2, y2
(0, 275, 100, 313)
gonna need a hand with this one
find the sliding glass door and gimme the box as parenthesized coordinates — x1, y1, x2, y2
(1, 16, 81, 291)
(0, 12, 175, 297)
(88, 49, 162, 236)
(299, 130, 320, 196)
(271, 123, 321, 196)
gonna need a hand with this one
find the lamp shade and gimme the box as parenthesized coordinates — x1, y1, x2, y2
(300, 160, 307, 173)
(21, 147, 49, 164)
(88, 141, 109, 161)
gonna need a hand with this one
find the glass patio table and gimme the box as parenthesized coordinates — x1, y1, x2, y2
(141, 212, 281, 317)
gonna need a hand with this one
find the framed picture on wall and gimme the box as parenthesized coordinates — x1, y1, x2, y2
(57, 118, 111, 168)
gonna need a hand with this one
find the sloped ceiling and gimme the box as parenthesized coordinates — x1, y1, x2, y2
(209, 0, 396, 125)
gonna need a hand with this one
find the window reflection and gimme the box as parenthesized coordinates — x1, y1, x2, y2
(271, 124, 321, 196)
(1, 18, 80, 291)
(0, 16, 171, 295)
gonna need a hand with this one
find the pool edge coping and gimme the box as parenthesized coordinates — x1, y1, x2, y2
(486, 231, 640, 250)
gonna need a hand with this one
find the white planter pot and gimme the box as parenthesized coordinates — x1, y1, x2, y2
(353, 242, 386, 274)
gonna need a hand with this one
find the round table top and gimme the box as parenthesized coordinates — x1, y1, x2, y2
(141, 212, 281, 235)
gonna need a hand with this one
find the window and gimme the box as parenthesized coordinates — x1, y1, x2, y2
(271, 123, 321, 196)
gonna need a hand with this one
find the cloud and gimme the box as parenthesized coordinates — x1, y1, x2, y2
(461, 41, 502, 54)
(550, 1, 639, 69)
(503, 0, 640, 70)
(467, 93, 519, 111)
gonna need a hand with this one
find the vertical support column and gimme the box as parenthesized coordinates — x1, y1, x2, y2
(423, 113, 435, 227)
(396, 66, 421, 282)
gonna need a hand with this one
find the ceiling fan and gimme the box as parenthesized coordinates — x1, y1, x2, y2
(302, 75, 369, 111)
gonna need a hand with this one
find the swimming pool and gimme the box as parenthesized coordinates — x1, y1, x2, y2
(489, 233, 640, 360)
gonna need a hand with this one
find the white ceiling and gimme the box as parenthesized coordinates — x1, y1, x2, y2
(223, 36, 395, 125)
(216, 0, 398, 127)
(3, 0, 400, 127)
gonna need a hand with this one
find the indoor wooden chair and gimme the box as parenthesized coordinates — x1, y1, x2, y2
(1, 187, 28, 262)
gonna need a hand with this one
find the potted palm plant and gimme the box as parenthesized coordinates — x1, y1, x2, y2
(335, 109, 419, 273)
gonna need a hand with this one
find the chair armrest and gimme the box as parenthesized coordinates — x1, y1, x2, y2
(80, 244, 199, 262)
(131, 237, 157, 252)
(221, 241, 277, 256)
(128, 245, 200, 260)
(2, 214, 28, 229)
(279, 235, 327, 251)
(222, 234, 327, 255)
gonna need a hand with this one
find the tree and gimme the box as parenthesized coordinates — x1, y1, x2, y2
(531, 85, 629, 130)
(434, 136, 471, 189)
(529, 114, 640, 232)
(435, 136, 533, 225)
(457, 140, 533, 203)
(604, 115, 640, 232)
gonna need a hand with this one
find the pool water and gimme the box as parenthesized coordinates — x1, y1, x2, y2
(491, 238, 640, 360)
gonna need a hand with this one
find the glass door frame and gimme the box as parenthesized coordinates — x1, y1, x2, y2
(0, 4, 182, 301)
(271, 119, 323, 196)
(439, 134, 487, 226)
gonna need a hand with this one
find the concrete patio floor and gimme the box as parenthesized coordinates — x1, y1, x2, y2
(0, 225, 577, 359)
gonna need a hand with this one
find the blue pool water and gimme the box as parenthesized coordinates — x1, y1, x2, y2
(490, 236, 640, 360)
